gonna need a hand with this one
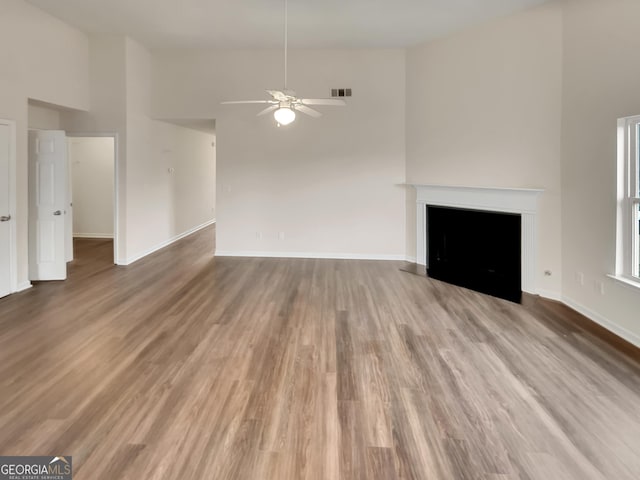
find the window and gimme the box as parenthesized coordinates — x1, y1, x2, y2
(616, 115, 640, 282)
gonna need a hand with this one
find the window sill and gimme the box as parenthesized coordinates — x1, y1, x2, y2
(607, 274, 640, 292)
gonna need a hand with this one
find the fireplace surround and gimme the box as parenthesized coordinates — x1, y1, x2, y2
(412, 184, 543, 295)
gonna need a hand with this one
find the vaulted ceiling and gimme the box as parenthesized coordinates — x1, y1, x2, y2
(25, 0, 550, 49)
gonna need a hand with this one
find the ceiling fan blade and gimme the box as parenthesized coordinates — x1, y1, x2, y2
(300, 98, 346, 106)
(221, 100, 272, 105)
(257, 105, 279, 117)
(266, 90, 290, 101)
(296, 105, 322, 118)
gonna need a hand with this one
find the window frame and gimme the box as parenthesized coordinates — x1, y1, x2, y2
(615, 115, 640, 283)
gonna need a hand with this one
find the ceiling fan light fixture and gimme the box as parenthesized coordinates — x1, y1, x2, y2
(274, 106, 296, 125)
(220, 0, 345, 123)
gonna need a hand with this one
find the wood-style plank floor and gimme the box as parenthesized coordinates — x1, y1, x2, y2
(1, 226, 640, 479)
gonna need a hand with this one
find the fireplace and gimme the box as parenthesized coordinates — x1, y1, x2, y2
(427, 205, 521, 302)
(412, 184, 543, 297)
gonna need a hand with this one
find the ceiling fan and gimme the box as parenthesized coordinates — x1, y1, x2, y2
(221, 0, 346, 126)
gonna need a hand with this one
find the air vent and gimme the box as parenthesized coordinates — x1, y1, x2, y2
(331, 88, 352, 98)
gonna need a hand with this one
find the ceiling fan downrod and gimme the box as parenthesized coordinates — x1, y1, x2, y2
(283, 0, 288, 91)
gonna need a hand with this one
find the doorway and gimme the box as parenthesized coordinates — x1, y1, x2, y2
(0, 119, 16, 298)
(67, 135, 117, 264)
(27, 131, 119, 281)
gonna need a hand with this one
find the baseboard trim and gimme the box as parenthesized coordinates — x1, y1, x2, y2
(74, 233, 114, 239)
(124, 219, 216, 266)
(16, 281, 32, 293)
(562, 296, 640, 349)
(215, 250, 407, 261)
(537, 289, 562, 302)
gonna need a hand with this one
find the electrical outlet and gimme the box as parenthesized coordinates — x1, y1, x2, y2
(592, 280, 605, 295)
(278, 232, 285, 240)
(576, 271, 584, 286)
(256, 232, 262, 240)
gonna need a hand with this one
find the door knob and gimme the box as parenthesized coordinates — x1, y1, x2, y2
(53, 210, 62, 216)
(0, 215, 10, 222)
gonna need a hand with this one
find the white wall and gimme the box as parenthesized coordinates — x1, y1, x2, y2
(62, 36, 216, 264)
(153, 122, 216, 235)
(405, 3, 563, 297)
(153, 49, 406, 259)
(69, 137, 115, 237)
(28, 103, 61, 130)
(0, 0, 89, 290)
(561, 0, 640, 345)
(61, 34, 128, 260)
(125, 39, 216, 261)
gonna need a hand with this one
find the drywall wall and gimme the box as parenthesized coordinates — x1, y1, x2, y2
(68, 137, 115, 237)
(61, 34, 128, 261)
(153, 121, 216, 236)
(62, 35, 216, 264)
(405, 2, 563, 297)
(28, 103, 61, 130)
(0, 0, 89, 290)
(153, 48, 406, 259)
(125, 38, 216, 262)
(124, 37, 159, 259)
(561, 0, 640, 345)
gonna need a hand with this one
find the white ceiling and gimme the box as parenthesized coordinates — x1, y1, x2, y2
(25, 0, 550, 49)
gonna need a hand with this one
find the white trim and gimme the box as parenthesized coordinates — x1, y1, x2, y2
(411, 184, 543, 294)
(73, 233, 114, 239)
(607, 273, 640, 292)
(0, 119, 18, 294)
(562, 295, 640, 349)
(66, 133, 120, 266)
(537, 289, 563, 302)
(409, 184, 543, 214)
(122, 219, 216, 265)
(16, 281, 32, 293)
(615, 116, 640, 279)
(215, 250, 406, 261)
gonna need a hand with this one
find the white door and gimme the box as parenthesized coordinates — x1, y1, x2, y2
(28, 130, 68, 281)
(66, 140, 73, 262)
(0, 123, 12, 297)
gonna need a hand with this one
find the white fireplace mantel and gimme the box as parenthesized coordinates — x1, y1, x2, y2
(412, 184, 543, 294)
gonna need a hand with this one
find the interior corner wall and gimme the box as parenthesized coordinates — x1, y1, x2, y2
(561, 0, 640, 346)
(62, 35, 216, 265)
(0, 0, 89, 289)
(28, 103, 61, 130)
(125, 38, 216, 263)
(405, 2, 564, 298)
(61, 34, 128, 262)
(151, 122, 216, 236)
(153, 49, 406, 259)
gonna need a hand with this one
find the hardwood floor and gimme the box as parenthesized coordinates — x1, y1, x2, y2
(1, 226, 640, 479)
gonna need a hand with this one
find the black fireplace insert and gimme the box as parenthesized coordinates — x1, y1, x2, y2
(427, 205, 522, 303)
